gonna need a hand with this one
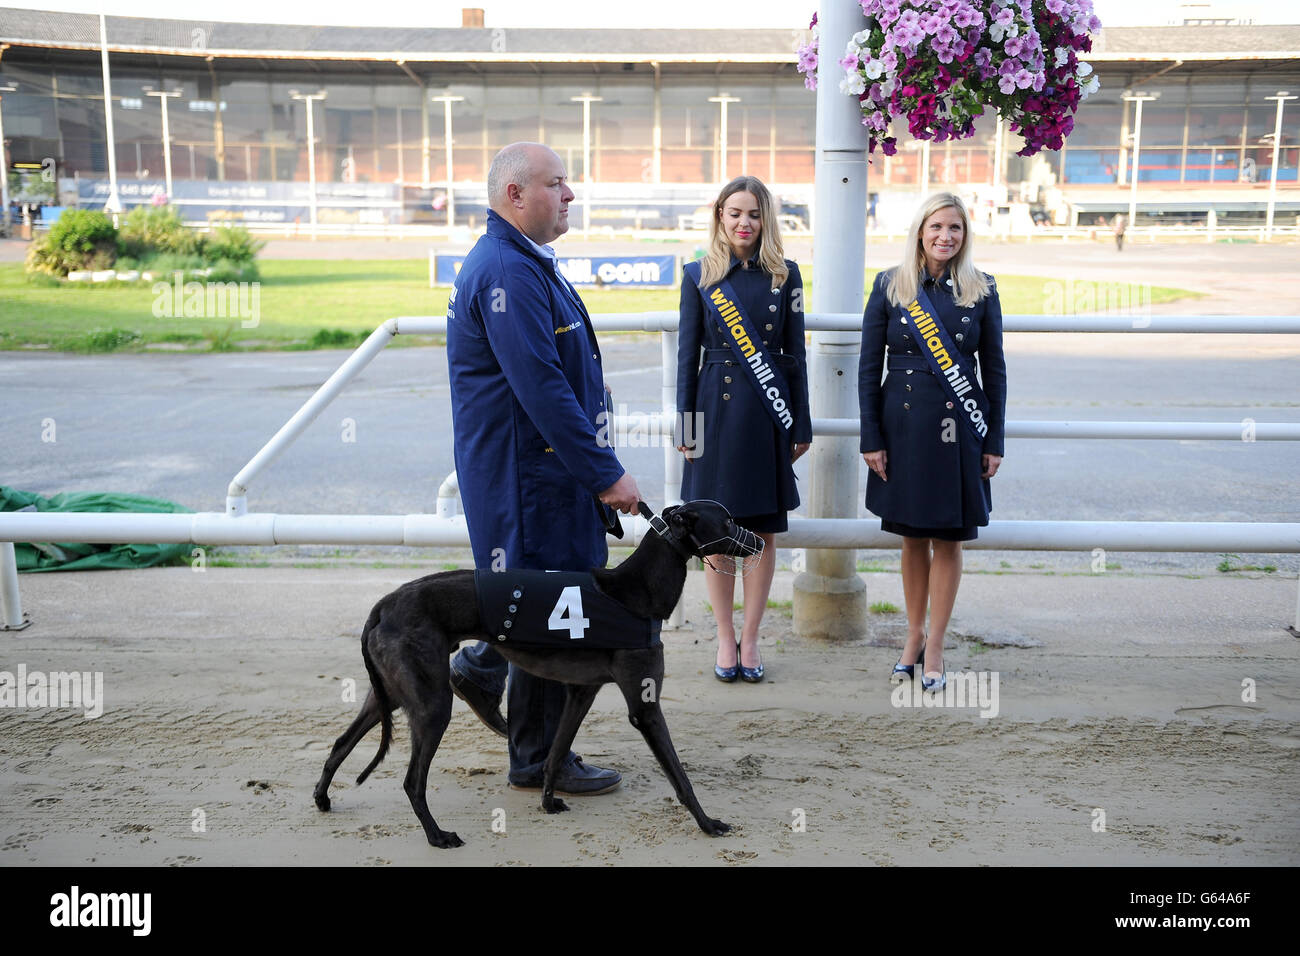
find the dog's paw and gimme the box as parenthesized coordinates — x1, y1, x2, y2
(702, 818, 731, 836)
(313, 792, 331, 812)
(429, 830, 464, 849)
(542, 797, 570, 814)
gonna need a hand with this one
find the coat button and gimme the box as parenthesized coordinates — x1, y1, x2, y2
(717, 326, 724, 333)
(768, 304, 777, 312)
(508, 604, 517, 613)
(504, 620, 512, 629)
(903, 402, 911, 410)
(900, 317, 907, 324)
(905, 384, 912, 391)
(903, 333, 910, 340)
(512, 589, 522, 599)
(962, 316, 971, 323)
(946, 401, 954, 409)
(725, 360, 734, 366)
(724, 375, 732, 383)
(723, 393, 731, 400)
(955, 333, 964, 341)
(771, 287, 780, 294)
(497, 634, 506, 642)
(765, 323, 774, 330)
(906, 369, 914, 375)
(592, 353, 599, 359)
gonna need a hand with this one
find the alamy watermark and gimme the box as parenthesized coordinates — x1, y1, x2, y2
(1042, 278, 1152, 325)
(0, 665, 104, 719)
(152, 275, 260, 328)
(596, 405, 706, 457)
(891, 669, 999, 718)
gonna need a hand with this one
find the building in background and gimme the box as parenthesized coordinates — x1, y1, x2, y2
(0, 5, 1295, 231)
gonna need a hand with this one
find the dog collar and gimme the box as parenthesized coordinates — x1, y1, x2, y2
(642, 505, 696, 560)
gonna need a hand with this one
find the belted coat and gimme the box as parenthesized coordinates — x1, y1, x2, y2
(676, 256, 812, 520)
(858, 268, 1008, 529)
(447, 210, 625, 571)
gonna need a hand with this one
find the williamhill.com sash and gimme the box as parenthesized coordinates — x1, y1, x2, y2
(702, 277, 794, 432)
(905, 285, 990, 443)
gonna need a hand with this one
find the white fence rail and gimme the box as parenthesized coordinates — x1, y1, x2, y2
(3, 310, 1298, 632)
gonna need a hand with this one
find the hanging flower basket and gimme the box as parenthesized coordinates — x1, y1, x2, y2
(795, 1, 1101, 157)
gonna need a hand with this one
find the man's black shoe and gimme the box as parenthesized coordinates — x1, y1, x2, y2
(508, 755, 622, 796)
(449, 669, 508, 739)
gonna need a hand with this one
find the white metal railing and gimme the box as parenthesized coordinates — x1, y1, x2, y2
(3, 310, 1299, 633)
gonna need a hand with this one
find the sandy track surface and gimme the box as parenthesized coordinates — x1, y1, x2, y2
(2, 567, 1296, 866)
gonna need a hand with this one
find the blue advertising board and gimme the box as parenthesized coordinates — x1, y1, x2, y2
(434, 254, 676, 288)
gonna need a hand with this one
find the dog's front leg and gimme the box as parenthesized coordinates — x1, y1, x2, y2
(615, 674, 730, 836)
(540, 683, 601, 814)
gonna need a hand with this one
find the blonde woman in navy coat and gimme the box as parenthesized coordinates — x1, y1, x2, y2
(677, 176, 812, 683)
(859, 192, 1007, 694)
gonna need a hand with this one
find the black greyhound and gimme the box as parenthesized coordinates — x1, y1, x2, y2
(312, 500, 762, 848)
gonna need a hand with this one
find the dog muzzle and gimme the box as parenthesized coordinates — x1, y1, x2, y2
(645, 502, 764, 578)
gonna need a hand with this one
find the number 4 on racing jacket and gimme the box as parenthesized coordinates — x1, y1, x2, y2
(475, 570, 661, 649)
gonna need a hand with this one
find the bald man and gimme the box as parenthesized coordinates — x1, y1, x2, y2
(446, 142, 641, 794)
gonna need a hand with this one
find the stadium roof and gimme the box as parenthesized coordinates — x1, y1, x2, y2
(0, 6, 1297, 68)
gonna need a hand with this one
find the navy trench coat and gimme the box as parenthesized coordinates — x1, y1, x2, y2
(676, 256, 812, 522)
(858, 268, 1007, 530)
(447, 210, 625, 571)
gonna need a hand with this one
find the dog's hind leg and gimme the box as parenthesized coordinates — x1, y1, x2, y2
(539, 683, 601, 814)
(313, 688, 386, 812)
(613, 672, 731, 836)
(401, 675, 463, 848)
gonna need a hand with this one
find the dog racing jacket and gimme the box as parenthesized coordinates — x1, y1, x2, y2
(475, 570, 661, 649)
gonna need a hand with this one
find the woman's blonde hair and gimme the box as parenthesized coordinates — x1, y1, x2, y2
(698, 176, 789, 290)
(886, 191, 990, 309)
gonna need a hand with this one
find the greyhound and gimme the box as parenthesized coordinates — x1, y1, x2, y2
(312, 500, 762, 848)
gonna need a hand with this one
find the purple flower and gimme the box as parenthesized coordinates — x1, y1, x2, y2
(998, 73, 1017, 94)
(1005, 35, 1025, 57)
(840, 52, 860, 72)
(974, 47, 992, 69)
(935, 22, 956, 45)
(1014, 68, 1034, 89)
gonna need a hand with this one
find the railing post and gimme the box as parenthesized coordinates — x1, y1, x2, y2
(794, 0, 870, 641)
(661, 327, 688, 629)
(1, 542, 30, 631)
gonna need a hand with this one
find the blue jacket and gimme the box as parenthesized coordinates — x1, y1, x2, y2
(676, 256, 811, 518)
(858, 268, 1008, 529)
(447, 210, 626, 571)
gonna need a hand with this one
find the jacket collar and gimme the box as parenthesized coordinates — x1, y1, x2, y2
(726, 250, 762, 275)
(486, 209, 556, 268)
(920, 264, 954, 291)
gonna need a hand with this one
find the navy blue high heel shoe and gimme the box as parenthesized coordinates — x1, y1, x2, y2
(715, 641, 739, 682)
(739, 643, 764, 683)
(921, 656, 947, 694)
(890, 643, 925, 684)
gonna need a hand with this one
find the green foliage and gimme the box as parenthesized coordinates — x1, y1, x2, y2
(145, 252, 206, 274)
(304, 328, 365, 349)
(73, 327, 142, 353)
(869, 600, 900, 614)
(118, 204, 199, 260)
(25, 209, 118, 276)
(206, 258, 260, 283)
(202, 225, 266, 265)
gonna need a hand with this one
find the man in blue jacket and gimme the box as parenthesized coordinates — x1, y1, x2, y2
(447, 142, 642, 794)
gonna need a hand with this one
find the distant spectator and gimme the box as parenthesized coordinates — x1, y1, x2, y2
(1112, 213, 1127, 251)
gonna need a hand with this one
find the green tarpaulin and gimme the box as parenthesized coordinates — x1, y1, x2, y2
(1, 486, 194, 572)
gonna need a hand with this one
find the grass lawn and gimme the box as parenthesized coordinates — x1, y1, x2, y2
(0, 259, 1200, 352)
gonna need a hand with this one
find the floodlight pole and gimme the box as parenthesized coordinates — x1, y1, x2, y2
(571, 93, 602, 236)
(291, 89, 327, 240)
(1123, 91, 1158, 228)
(709, 93, 741, 183)
(99, 13, 122, 223)
(0, 77, 15, 236)
(1264, 91, 1296, 239)
(144, 87, 182, 200)
(431, 94, 463, 228)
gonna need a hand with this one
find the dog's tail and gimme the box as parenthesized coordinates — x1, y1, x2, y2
(355, 608, 394, 787)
